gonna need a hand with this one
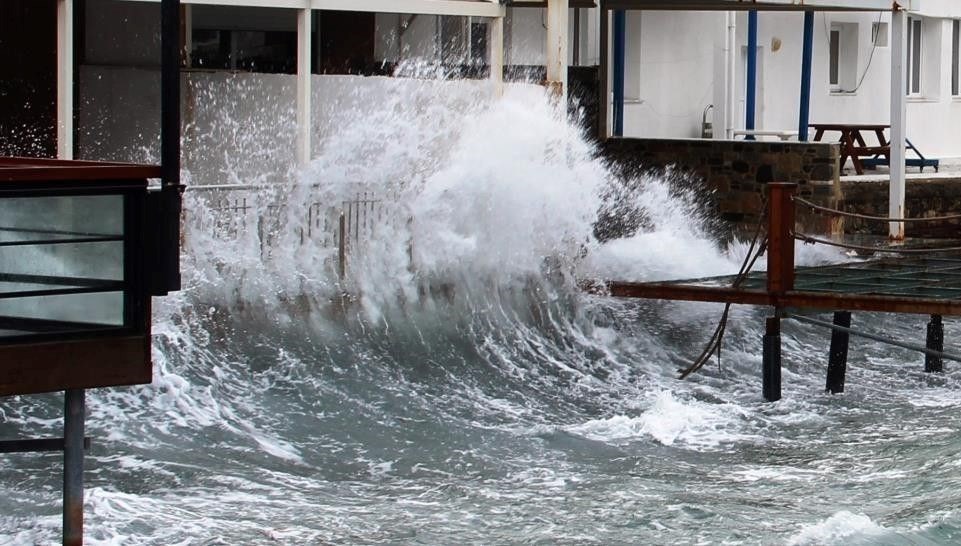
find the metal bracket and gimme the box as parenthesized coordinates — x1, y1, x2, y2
(0, 437, 91, 454)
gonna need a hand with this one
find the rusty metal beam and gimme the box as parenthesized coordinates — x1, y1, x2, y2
(598, 279, 961, 317)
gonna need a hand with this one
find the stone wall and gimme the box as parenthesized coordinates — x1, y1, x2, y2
(842, 179, 961, 238)
(598, 138, 842, 236)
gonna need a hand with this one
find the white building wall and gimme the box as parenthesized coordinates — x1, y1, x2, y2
(620, 11, 720, 139)
(751, 11, 961, 159)
(73, 0, 961, 164)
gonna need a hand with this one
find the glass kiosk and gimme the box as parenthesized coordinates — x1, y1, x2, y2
(0, 158, 157, 396)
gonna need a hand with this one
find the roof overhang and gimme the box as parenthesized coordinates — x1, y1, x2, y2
(125, 0, 507, 18)
(602, 0, 919, 11)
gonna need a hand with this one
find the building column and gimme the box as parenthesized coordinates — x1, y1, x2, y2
(296, 8, 313, 166)
(56, 0, 74, 159)
(889, 8, 908, 240)
(611, 10, 626, 137)
(598, 4, 609, 139)
(798, 11, 814, 141)
(490, 16, 504, 97)
(545, 0, 569, 101)
(745, 10, 758, 139)
(725, 11, 736, 139)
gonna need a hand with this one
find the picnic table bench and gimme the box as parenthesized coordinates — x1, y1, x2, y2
(810, 123, 939, 175)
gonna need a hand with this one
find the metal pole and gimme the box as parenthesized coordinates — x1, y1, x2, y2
(63, 389, 85, 546)
(926, 314, 944, 373)
(745, 10, 758, 140)
(825, 310, 851, 393)
(160, 0, 183, 294)
(798, 11, 814, 142)
(763, 315, 782, 402)
(612, 10, 626, 137)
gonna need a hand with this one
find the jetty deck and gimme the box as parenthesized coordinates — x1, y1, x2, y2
(605, 256, 961, 317)
(594, 183, 961, 401)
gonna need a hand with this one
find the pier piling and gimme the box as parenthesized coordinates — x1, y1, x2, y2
(63, 389, 85, 546)
(926, 314, 944, 373)
(826, 311, 851, 393)
(763, 315, 782, 402)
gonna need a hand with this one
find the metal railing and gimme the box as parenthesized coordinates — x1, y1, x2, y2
(188, 184, 392, 280)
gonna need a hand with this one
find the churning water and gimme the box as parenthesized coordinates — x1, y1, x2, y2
(4, 80, 961, 545)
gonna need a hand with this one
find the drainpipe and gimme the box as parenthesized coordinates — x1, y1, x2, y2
(798, 11, 814, 141)
(745, 10, 758, 139)
(726, 11, 736, 139)
(612, 10, 626, 137)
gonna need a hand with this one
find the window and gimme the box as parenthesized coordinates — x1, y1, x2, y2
(829, 29, 840, 88)
(953, 19, 960, 96)
(437, 16, 489, 77)
(191, 29, 297, 74)
(828, 23, 858, 92)
(872, 22, 888, 47)
(907, 16, 922, 95)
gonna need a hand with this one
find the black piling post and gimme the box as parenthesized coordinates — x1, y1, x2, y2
(63, 389, 85, 546)
(926, 314, 944, 373)
(763, 315, 782, 402)
(826, 311, 851, 393)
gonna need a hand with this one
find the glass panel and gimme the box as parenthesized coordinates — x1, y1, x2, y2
(911, 19, 922, 94)
(0, 194, 126, 338)
(953, 20, 959, 96)
(829, 30, 840, 86)
(0, 293, 124, 326)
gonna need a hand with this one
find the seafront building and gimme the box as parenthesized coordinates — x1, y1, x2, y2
(2, 0, 960, 167)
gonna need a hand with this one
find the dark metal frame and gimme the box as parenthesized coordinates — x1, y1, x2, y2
(0, 185, 147, 345)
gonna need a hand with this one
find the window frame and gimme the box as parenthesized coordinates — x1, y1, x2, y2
(952, 19, 960, 97)
(907, 16, 923, 96)
(829, 28, 841, 89)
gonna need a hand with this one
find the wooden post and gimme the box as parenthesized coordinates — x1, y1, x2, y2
(545, 0, 569, 103)
(926, 314, 944, 373)
(766, 183, 796, 295)
(826, 310, 851, 393)
(763, 315, 782, 402)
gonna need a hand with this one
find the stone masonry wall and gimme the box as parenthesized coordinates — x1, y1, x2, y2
(842, 179, 961, 238)
(598, 138, 842, 236)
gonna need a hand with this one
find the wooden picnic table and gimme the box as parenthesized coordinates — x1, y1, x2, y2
(811, 123, 890, 175)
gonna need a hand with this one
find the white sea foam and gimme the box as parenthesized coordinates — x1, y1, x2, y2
(787, 511, 887, 545)
(566, 391, 751, 449)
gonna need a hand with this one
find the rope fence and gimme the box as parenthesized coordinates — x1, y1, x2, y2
(792, 233, 961, 255)
(793, 196, 961, 223)
(791, 195, 961, 256)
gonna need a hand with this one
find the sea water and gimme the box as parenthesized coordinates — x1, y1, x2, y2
(2, 78, 961, 545)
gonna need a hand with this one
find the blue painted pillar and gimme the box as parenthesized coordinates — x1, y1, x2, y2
(745, 10, 758, 139)
(612, 10, 626, 137)
(798, 11, 815, 141)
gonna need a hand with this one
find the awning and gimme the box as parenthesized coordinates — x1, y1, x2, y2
(602, 0, 919, 11)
